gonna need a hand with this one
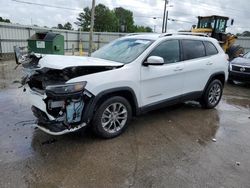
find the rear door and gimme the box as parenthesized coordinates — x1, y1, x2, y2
(181, 39, 213, 94)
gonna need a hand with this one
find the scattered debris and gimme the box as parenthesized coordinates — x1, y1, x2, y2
(14, 120, 36, 126)
(212, 138, 217, 142)
(236, 162, 241, 166)
(41, 138, 57, 145)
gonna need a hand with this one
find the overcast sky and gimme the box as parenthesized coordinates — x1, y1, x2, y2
(0, 0, 250, 34)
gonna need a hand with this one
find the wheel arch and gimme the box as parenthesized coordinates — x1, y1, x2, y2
(203, 71, 225, 96)
(83, 87, 139, 123)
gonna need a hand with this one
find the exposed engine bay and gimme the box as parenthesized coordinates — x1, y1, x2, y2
(14, 47, 123, 135)
(26, 66, 116, 94)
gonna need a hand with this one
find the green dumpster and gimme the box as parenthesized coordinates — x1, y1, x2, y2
(27, 32, 64, 55)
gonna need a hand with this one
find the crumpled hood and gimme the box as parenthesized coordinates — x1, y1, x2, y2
(38, 55, 124, 70)
(231, 57, 250, 66)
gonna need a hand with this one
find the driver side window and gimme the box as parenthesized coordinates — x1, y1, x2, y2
(149, 40, 180, 64)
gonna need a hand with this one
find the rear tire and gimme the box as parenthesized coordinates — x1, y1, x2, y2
(92, 96, 132, 139)
(200, 79, 223, 109)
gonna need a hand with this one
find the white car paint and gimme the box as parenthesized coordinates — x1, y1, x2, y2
(27, 34, 228, 126)
(140, 61, 184, 106)
(38, 55, 123, 69)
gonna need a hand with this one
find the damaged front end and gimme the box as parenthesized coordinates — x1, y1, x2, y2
(25, 69, 94, 135)
(14, 47, 121, 135)
(31, 81, 92, 135)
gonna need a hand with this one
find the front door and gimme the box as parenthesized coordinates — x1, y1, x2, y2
(140, 39, 184, 107)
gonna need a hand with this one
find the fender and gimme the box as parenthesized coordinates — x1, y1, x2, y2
(202, 71, 225, 95)
(82, 87, 139, 123)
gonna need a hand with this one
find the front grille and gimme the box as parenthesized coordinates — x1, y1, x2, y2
(232, 65, 250, 73)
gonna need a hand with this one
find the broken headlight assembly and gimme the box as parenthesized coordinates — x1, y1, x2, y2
(46, 81, 87, 94)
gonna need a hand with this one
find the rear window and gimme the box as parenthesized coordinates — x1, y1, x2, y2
(204, 41, 218, 56)
(182, 40, 206, 60)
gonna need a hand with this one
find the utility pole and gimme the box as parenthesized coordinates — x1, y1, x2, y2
(88, 0, 95, 56)
(165, 10, 169, 33)
(162, 0, 167, 33)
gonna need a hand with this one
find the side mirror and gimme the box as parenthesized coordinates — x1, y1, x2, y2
(144, 56, 164, 66)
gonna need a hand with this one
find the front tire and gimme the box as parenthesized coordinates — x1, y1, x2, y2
(92, 96, 132, 138)
(200, 79, 223, 109)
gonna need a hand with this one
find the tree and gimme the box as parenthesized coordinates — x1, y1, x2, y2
(236, 31, 250, 37)
(54, 22, 73, 30)
(145, 26, 153, 32)
(132, 25, 153, 32)
(94, 4, 118, 32)
(57, 24, 64, 29)
(63, 22, 73, 30)
(75, 4, 117, 32)
(0, 17, 11, 23)
(75, 4, 153, 33)
(114, 7, 134, 32)
(242, 31, 250, 37)
(75, 7, 91, 31)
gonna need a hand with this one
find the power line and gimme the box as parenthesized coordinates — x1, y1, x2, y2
(12, 0, 82, 11)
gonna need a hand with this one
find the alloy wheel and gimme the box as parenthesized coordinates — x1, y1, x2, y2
(208, 83, 221, 105)
(101, 102, 128, 134)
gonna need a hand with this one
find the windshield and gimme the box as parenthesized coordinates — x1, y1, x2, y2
(199, 18, 214, 29)
(243, 52, 250, 59)
(92, 38, 154, 64)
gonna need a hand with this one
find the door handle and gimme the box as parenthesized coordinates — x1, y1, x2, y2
(206, 62, 213, 65)
(174, 67, 183, 71)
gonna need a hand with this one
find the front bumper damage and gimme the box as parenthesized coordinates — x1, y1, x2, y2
(15, 53, 94, 135)
(14, 47, 123, 135)
(28, 88, 93, 135)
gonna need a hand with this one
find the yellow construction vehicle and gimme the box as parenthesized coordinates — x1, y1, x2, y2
(191, 15, 244, 60)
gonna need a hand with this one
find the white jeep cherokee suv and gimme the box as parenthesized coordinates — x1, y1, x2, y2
(17, 33, 228, 138)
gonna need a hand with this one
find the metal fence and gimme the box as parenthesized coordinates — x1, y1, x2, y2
(0, 22, 126, 56)
(1, 22, 250, 56)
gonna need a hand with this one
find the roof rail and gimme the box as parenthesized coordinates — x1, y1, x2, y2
(126, 33, 140, 36)
(126, 32, 160, 37)
(160, 32, 209, 37)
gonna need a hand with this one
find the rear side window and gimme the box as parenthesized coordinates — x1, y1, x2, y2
(204, 41, 218, 56)
(182, 40, 206, 60)
(149, 40, 180, 64)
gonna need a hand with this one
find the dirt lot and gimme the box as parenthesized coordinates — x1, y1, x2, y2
(0, 60, 250, 188)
